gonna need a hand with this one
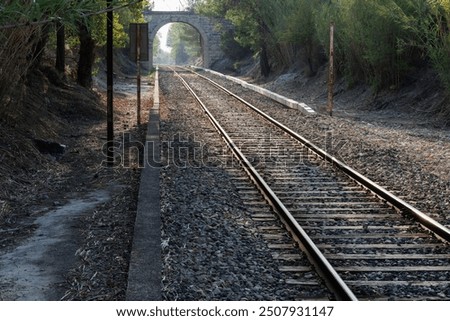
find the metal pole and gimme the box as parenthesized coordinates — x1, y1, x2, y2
(106, 0, 114, 166)
(327, 22, 335, 117)
(137, 24, 141, 126)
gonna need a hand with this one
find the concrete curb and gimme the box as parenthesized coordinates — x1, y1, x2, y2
(126, 67, 161, 301)
(192, 67, 316, 115)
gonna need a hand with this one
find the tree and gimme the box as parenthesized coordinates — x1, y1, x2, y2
(197, 0, 450, 93)
(0, 1, 149, 91)
(76, 1, 148, 88)
(77, 16, 96, 88)
(197, 0, 272, 76)
(199, 0, 323, 75)
(55, 22, 65, 73)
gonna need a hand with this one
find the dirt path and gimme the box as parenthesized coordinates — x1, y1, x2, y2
(0, 75, 152, 301)
(0, 190, 112, 300)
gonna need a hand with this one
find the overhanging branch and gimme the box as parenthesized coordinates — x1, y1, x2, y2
(0, 0, 143, 30)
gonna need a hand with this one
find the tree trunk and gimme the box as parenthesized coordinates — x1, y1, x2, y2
(29, 23, 50, 70)
(55, 22, 65, 74)
(258, 17, 271, 78)
(260, 42, 270, 77)
(77, 20, 95, 88)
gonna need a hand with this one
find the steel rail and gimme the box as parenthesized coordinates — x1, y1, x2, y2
(169, 67, 358, 301)
(184, 67, 450, 244)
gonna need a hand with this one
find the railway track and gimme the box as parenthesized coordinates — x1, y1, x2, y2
(164, 66, 450, 301)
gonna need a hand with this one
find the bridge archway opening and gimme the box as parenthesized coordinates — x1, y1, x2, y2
(153, 22, 204, 66)
(146, 11, 228, 69)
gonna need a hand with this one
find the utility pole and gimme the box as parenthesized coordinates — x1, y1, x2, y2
(106, 0, 114, 166)
(327, 22, 335, 117)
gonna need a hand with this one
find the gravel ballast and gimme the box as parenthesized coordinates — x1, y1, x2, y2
(198, 69, 450, 227)
(159, 70, 331, 300)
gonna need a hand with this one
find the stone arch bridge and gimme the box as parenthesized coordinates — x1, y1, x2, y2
(145, 11, 229, 69)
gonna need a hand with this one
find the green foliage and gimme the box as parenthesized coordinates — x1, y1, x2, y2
(421, 0, 450, 92)
(87, 1, 147, 48)
(197, 0, 450, 94)
(0, 1, 146, 47)
(319, 0, 427, 89)
(196, 0, 253, 63)
(197, 0, 275, 75)
(0, 1, 100, 29)
(0, 1, 148, 98)
(323, 0, 450, 91)
(197, 0, 322, 72)
(273, 0, 323, 73)
(197, 0, 259, 50)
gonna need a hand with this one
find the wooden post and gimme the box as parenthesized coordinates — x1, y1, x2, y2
(327, 22, 335, 117)
(130, 23, 148, 126)
(136, 24, 141, 126)
(106, 0, 114, 166)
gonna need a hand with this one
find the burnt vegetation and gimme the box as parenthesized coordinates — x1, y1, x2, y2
(0, 1, 147, 258)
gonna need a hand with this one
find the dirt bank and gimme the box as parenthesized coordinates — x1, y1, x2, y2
(0, 67, 151, 300)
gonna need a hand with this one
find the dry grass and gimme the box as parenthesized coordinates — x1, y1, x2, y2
(0, 25, 42, 101)
(0, 65, 104, 250)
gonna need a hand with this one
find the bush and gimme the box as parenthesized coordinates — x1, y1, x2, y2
(276, 0, 323, 75)
(422, 1, 450, 93)
(315, 0, 428, 90)
(198, 0, 450, 95)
